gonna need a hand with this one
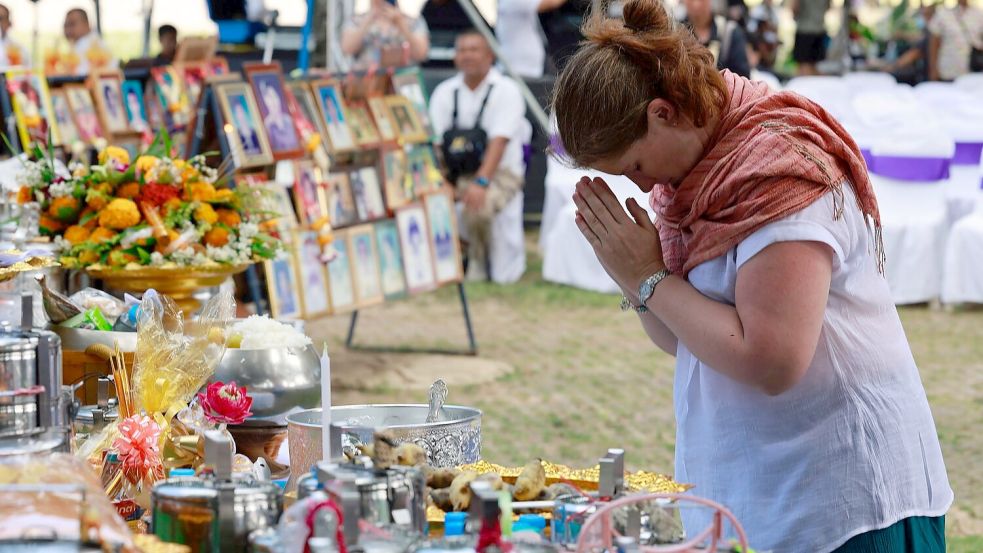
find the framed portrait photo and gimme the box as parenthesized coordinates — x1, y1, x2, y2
(294, 160, 327, 226)
(90, 71, 130, 135)
(63, 84, 104, 145)
(374, 220, 407, 300)
(367, 96, 398, 143)
(385, 95, 428, 143)
(349, 166, 387, 222)
(347, 225, 385, 307)
(396, 203, 437, 294)
(325, 172, 358, 228)
(424, 190, 464, 284)
(5, 69, 60, 150)
(311, 79, 356, 154)
(121, 80, 150, 134)
(209, 56, 230, 76)
(179, 62, 210, 108)
(392, 67, 435, 139)
(215, 81, 275, 169)
(381, 148, 411, 210)
(286, 81, 329, 157)
(150, 65, 191, 128)
(326, 229, 358, 314)
(404, 144, 444, 197)
(346, 101, 381, 148)
(265, 255, 303, 319)
(50, 89, 80, 147)
(244, 63, 304, 160)
(293, 230, 332, 318)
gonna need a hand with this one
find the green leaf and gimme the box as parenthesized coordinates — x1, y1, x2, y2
(135, 247, 152, 264)
(79, 210, 98, 227)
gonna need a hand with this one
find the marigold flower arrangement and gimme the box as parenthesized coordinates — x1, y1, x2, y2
(15, 134, 281, 270)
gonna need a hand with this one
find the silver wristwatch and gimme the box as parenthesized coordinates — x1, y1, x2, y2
(620, 269, 671, 313)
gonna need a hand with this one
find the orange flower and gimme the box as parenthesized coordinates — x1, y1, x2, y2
(64, 225, 91, 245)
(86, 183, 112, 210)
(98, 199, 141, 230)
(39, 215, 63, 235)
(212, 189, 236, 204)
(216, 209, 241, 228)
(48, 197, 81, 223)
(89, 227, 118, 244)
(204, 227, 230, 247)
(189, 182, 216, 202)
(194, 203, 218, 225)
(16, 186, 32, 204)
(116, 182, 141, 200)
(163, 198, 183, 214)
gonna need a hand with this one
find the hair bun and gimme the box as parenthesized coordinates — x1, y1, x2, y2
(621, 0, 672, 35)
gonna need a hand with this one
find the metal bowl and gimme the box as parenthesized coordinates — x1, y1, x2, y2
(49, 326, 138, 352)
(209, 345, 322, 424)
(285, 405, 482, 489)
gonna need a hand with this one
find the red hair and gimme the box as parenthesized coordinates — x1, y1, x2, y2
(550, 0, 727, 167)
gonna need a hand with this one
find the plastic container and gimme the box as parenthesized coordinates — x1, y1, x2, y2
(444, 512, 468, 537)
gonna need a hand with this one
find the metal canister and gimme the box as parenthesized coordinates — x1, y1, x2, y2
(151, 478, 221, 553)
(0, 331, 41, 438)
(216, 478, 283, 553)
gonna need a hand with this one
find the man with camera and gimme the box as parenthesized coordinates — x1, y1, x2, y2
(430, 30, 529, 282)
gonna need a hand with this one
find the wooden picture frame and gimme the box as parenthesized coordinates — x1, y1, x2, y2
(395, 203, 437, 294)
(368, 96, 399, 144)
(346, 101, 381, 148)
(265, 255, 303, 319)
(63, 84, 104, 145)
(244, 62, 304, 160)
(423, 189, 464, 284)
(347, 224, 385, 307)
(49, 88, 80, 147)
(214, 81, 275, 169)
(150, 65, 191, 128)
(404, 144, 444, 197)
(326, 229, 358, 314)
(349, 166, 387, 222)
(311, 79, 357, 154)
(385, 95, 429, 144)
(209, 56, 230, 76)
(294, 160, 327, 226)
(325, 172, 358, 228)
(292, 230, 332, 318)
(287, 82, 331, 156)
(5, 69, 60, 149)
(89, 70, 130, 135)
(374, 219, 408, 300)
(392, 68, 435, 139)
(174, 35, 218, 63)
(381, 147, 411, 210)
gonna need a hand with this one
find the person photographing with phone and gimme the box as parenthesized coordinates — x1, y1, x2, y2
(341, 0, 431, 69)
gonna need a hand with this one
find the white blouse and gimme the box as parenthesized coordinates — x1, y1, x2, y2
(674, 185, 952, 553)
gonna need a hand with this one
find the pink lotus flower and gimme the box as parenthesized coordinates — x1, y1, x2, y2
(113, 414, 164, 484)
(197, 381, 253, 426)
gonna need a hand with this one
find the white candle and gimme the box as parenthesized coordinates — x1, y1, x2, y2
(320, 342, 331, 461)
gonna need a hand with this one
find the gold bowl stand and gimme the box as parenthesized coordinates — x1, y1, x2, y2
(86, 264, 250, 314)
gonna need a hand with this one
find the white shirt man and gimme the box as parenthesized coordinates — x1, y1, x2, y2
(929, 0, 983, 81)
(495, 0, 568, 79)
(0, 4, 28, 68)
(429, 31, 530, 281)
(63, 8, 117, 76)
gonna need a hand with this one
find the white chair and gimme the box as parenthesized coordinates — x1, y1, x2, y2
(954, 73, 983, 94)
(842, 72, 897, 95)
(750, 69, 782, 91)
(913, 83, 983, 223)
(785, 76, 856, 124)
(942, 190, 983, 305)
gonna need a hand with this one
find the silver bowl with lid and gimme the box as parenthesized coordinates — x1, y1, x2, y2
(285, 405, 482, 490)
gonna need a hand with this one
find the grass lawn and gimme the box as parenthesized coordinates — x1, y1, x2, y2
(308, 234, 983, 546)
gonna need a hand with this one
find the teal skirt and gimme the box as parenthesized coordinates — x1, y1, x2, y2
(833, 516, 945, 553)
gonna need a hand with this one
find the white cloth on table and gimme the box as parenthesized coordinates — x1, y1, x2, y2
(540, 158, 654, 293)
(429, 67, 531, 178)
(455, 192, 526, 284)
(675, 185, 952, 553)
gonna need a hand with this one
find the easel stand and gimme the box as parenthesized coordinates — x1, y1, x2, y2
(345, 282, 478, 356)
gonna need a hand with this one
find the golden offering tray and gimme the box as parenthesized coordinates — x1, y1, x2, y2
(87, 263, 250, 314)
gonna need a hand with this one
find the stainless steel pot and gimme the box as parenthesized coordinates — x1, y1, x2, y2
(209, 345, 321, 424)
(0, 327, 64, 439)
(285, 405, 482, 490)
(218, 478, 283, 553)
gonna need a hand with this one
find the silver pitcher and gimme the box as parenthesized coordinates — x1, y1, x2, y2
(0, 308, 66, 440)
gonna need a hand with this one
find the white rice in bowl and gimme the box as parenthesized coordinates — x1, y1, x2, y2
(229, 315, 313, 350)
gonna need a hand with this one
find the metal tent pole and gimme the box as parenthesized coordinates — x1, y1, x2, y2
(452, 0, 549, 134)
(141, 0, 154, 58)
(299, 0, 315, 73)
